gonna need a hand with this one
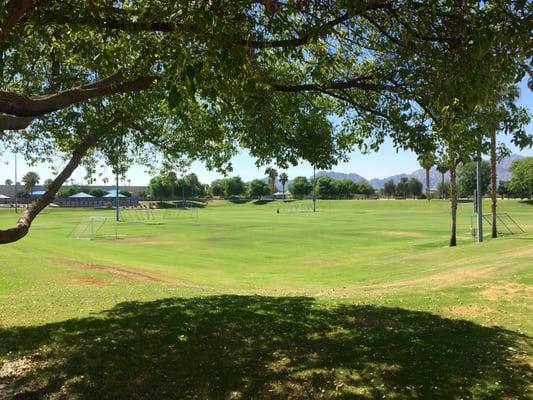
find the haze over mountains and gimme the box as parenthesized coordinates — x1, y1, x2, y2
(314, 154, 524, 189)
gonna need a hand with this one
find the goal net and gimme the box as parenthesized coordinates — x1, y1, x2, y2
(70, 216, 109, 240)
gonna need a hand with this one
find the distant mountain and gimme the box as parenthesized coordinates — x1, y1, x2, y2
(495, 154, 523, 182)
(312, 154, 525, 189)
(314, 171, 367, 182)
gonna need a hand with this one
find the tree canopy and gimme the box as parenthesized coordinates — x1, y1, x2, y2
(1, 0, 532, 243)
(509, 158, 533, 199)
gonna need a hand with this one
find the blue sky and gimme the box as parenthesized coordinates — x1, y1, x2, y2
(1, 81, 532, 186)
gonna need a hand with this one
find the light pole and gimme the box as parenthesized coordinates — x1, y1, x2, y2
(115, 170, 120, 222)
(312, 166, 316, 213)
(14, 151, 18, 213)
(476, 148, 483, 243)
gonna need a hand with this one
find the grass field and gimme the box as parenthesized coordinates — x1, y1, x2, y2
(0, 199, 532, 399)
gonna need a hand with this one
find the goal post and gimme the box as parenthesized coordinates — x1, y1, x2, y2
(70, 216, 108, 240)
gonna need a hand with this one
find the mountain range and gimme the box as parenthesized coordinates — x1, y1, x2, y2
(312, 154, 524, 189)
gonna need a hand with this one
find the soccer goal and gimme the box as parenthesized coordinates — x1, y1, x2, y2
(121, 207, 156, 222)
(470, 212, 525, 239)
(162, 206, 199, 219)
(70, 216, 109, 240)
(278, 200, 315, 213)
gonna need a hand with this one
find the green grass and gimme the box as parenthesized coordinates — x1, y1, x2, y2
(0, 200, 531, 399)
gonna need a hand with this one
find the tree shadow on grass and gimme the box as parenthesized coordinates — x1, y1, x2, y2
(0, 296, 531, 399)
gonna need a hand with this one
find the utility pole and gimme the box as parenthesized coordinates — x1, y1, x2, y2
(476, 149, 483, 243)
(14, 151, 18, 214)
(115, 170, 120, 222)
(312, 166, 316, 213)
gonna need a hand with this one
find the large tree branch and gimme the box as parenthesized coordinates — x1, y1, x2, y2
(0, 133, 102, 244)
(0, 75, 156, 118)
(0, 115, 34, 130)
(42, 1, 391, 50)
(0, 0, 41, 44)
(239, 1, 392, 49)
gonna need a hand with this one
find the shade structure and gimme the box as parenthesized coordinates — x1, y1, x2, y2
(70, 192, 94, 198)
(104, 193, 126, 198)
(0, 194, 10, 199)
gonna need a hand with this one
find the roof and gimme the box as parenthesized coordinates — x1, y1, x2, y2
(104, 193, 126, 198)
(70, 192, 94, 198)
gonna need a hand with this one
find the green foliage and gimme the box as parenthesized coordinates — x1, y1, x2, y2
(383, 180, 396, 198)
(396, 178, 410, 199)
(224, 176, 247, 197)
(408, 178, 423, 199)
(57, 186, 83, 198)
(288, 176, 313, 199)
(316, 176, 336, 199)
(509, 158, 533, 199)
(22, 171, 40, 194)
(355, 181, 375, 196)
(89, 189, 108, 198)
(333, 179, 357, 198)
(265, 167, 278, 193)
(210, 180, 226, 197)
(497, 181, 510, 199)
(148, 173, 207, 200)
(248, 179, 271, 198)
(457, 161, 491, 198)
(418, 153, 436, 171)
(436, 182, 451, 200)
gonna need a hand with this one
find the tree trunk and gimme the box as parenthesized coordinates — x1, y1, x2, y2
(490, 129, 498, 238)
(449, 159, 457, 247)
(0, 134, 100, 244)
(426, 167, 430, 200)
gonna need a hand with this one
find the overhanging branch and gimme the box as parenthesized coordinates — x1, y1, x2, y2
(0, 75, 156, 118)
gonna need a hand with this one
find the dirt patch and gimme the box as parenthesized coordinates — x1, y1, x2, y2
(69, 276, 107, 286)
(64, 260, 190, 286)
(480, 283, 533, 301)
(0, 356, 34, 379)
(111, 236, 171, 244)
(447, 305, 494, 318)
(206, 199, 224, 206)
(361, 266, 495, 292)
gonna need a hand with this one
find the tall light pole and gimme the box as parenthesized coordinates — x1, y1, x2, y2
(115, 170, 120, 222)
(312, 166, 316, 213)
(476, 148, 483, 243)
(14, 151, 18, 214)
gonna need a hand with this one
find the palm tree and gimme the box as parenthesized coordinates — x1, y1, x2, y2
(265, 167, 278, 195)
(22, 171, 40, 195)
(5, 179, 12, 186)
(418, 153, 436, 201)
(436, 160, 450, 199)
(486, 85, 519, 239)
(127, 178, 131, 187)
(279, 172, 288, 199)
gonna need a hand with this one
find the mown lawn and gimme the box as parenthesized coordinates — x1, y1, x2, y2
(0, 199, 531, 399)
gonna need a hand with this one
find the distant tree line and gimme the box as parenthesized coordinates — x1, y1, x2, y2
(382, 177, 424, 199)
(148, 173, 208, 200)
